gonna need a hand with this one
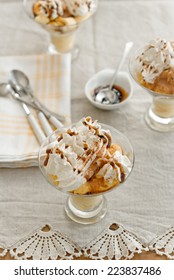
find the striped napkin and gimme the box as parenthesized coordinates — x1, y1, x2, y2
(0, 54, 71, 168)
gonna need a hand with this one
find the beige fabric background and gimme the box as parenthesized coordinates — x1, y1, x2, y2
(0, 0, 174, 249)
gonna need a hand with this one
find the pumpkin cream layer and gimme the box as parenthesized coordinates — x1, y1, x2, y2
(139, 68, 174, 95)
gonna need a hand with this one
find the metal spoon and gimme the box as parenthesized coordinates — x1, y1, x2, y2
(94, 41, 133, 104)
(8, 70, 63, 128)
(0, 82, 56, 137)
(0, 83, 10, 97)
(0, 82, 46, 109)
(0, 82, 63, 130)
(9, 69, 65, 123)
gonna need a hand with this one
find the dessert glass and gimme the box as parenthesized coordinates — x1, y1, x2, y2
(129, 50, 174, 132)
(39, 123, 134, 224)
(23, 0, 98, 59)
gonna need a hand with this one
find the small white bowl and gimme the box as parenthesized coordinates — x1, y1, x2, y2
(85, 69, 133, 110)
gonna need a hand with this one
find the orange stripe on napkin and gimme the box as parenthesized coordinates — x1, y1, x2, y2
(0, 123, 31, 130)
(0, 114, 27, 120)
(34, 55, 41, 99)
(0, 130, 33, 136)
(49, 55, 55, 109)
(42, 55, 48, 105)
(54, 55, 61, 112)
(23, 57, 40, 153)
(0, 119, 28, 126)
(23, 123, 39, 153)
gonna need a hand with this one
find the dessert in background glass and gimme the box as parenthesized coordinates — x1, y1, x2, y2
(129, 38, 174, 132)
(39, 117, 134, 224)
(23, 0, 98, 58)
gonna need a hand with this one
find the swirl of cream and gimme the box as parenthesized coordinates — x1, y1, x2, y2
(96, 149, 131, 186)
(96, 163, 121, 185)
(113, 150, 132, 177)
(137, 38, 174, 83)
(47, 153, 86, 190)
(64, 0, 92, 16)
(36, 0, 64, 19)
(45, 117, 132, 192)
(45, 117, 110, 191)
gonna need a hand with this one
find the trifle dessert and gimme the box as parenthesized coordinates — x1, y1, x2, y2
(29, 0, 98, 53)
(130, 38, 174, 131)
(43, 116, 132, 194)
(137, 38, 174, 95)
(39, 116, 133, 223)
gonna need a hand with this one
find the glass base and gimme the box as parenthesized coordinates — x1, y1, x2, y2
(47, 43, 80, 61)
(145, 107, 174, 132)
(65, 195, 107, 224)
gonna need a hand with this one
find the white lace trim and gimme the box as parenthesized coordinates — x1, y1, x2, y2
(0, 246, 7, 257)
(83, 223, 148, 260)
(1, 224, 174, 259)
(149, 227, 174, 260)
(9, 224, 82, 260)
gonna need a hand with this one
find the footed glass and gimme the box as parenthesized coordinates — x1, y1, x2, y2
(129, 50, 174, 132)
(23, 0, 98, 59)
(39, 123, 134, 224)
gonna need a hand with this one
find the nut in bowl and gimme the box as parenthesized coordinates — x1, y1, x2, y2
(129, 38, 174, 132)
(39, 117, 134, 224)
(85, 69, 133, 110)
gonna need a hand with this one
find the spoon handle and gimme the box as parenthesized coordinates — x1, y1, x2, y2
(38, 112, 53, 136)
(27, 114, 46, 144)
(31, 98, 65, 122)
(22, 103, 46, 144)
(12, 93, 65, 123)
(49, 116, 63, 128)
(109, 41, 133, 89)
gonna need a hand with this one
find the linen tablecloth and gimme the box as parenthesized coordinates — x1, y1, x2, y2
(0, 0, 174, 260)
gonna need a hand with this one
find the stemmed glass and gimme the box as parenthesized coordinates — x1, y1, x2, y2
(23, 0, 98, 59)
(129, 50, 174, 132)
(39, 123, 134, 224)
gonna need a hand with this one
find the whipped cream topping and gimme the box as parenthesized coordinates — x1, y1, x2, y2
(34, 0, 64, 19)
(45, 117, 111, 191)
(44, 117, 132, 192)
(64, 0, 92, 17)
(96, 150, 131, 186)
(137, 38, 174, 83)
(96, 162, 121, 185)
(113, 150, 132, 177)
(34, 0, 94, 20)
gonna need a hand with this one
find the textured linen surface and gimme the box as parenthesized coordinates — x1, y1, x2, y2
(0, 0, 174, 252)
(0, 54, 71, 167)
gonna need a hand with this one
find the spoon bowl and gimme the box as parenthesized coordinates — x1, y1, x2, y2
(10, 69, 29, 92)
(0, 83, 10, 97)
(94, 86, 122, 104)
(9, 69, 65, 122)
